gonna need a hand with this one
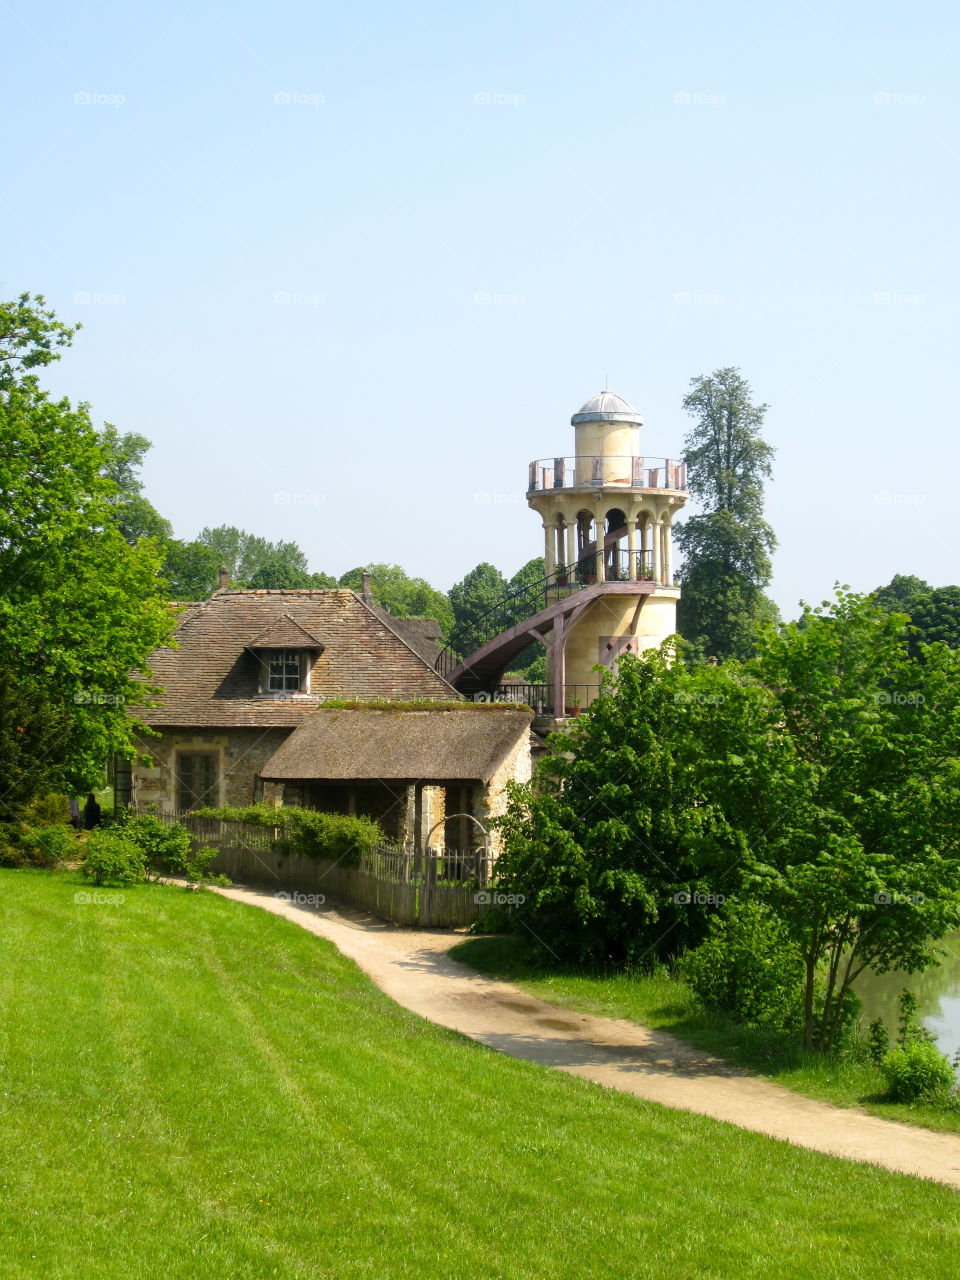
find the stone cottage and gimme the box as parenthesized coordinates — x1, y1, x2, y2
(123, 588, 533, 852)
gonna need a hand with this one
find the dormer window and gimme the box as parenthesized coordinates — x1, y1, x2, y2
(268, 649, 302, 692)
(247, 614, 326, 698)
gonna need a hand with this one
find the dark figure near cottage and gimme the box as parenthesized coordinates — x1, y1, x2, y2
(83, 793, 102, 829)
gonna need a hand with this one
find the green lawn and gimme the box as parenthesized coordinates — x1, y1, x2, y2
(0, 872, 957, 1280)
(450, 935, 960, 1135)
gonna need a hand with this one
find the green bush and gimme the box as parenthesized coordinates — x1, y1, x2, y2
(680, 900, 806, 1033)
(880, 1041, 955, 1102)
(82, 829, 147, 887)
(21, 824, 78, 867)
(191, 804, 384, 867)
(120, 814, 193, 871)
(118, 813, 228, 888)
(23, 793, 71, 826)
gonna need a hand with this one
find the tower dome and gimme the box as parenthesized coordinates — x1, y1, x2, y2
(571, 390, 643, 426)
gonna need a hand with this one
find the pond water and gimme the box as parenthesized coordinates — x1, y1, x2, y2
(853, 932, 960, 1059)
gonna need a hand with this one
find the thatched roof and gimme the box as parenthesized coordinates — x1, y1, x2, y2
(260, 707, 533, 782)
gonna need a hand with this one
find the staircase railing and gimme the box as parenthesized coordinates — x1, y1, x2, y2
(436, 551, 659, 678)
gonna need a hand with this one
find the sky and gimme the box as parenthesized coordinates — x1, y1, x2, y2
(3, 0, 958, 617)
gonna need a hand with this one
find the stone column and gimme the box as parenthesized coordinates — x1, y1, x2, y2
(565, 519, 576, 573)
(651, 516, 661, 584)
(594, 510, 606, 580)
(543, 523, 556, 577)
(626, 518, 638, 581)
(663, 518, 673, 585)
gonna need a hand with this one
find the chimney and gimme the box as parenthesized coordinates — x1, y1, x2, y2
(218, 564, 229, 590)
(361, 571, 374, 604)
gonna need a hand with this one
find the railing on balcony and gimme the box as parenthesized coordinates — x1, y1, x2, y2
(527, 456, 687, 492)
(491, 683, 601, 716)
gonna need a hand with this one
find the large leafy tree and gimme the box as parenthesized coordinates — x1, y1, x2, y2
(0, 292, 79, 387)
(194, 526, 313, 588)
(743, 591, 960, 1049)
(496, 591, 960, 1052)
(0, 327, 174, 803)
(448, 562, 509, 655)
(872, 575, 960, 653)
(97, 425, 172, 545)
(674, 367, 777, 659)
(162, 539, 223, 600)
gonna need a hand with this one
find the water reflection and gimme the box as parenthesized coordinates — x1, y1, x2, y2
(853, 932, 960, 1059)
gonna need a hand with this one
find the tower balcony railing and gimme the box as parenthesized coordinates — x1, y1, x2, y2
(527, 455, 687, 493)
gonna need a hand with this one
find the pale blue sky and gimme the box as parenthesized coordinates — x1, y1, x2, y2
(3, 0, 957, 614)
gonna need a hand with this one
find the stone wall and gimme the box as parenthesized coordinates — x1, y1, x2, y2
(132, 727, 292, 811)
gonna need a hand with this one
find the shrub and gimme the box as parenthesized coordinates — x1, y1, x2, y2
(191, 804, 384, 867)
(880, 1041, 955, 1102)
(118, 813, 228, 888)
(20, 824, 78, 867)
(680, 900, 806, 1033)
(82, 829, 147, 887)
(120, 813, 193, 871)
(867, 1017, 889, 1065)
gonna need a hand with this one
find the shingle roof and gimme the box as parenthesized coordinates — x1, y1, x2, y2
(368, 610, 444, 665)
(133, 590, 458, 727)
(260, 707, 533, 782)
(247, 614, 326, 650)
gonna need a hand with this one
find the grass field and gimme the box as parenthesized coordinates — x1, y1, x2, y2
(1, 870, 958, 1279)
(450, 935, 960, 1136)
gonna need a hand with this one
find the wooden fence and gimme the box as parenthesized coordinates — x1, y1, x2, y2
(138, 809, 493, 928)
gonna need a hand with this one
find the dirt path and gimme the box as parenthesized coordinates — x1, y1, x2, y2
(214, 883, 960, 1190)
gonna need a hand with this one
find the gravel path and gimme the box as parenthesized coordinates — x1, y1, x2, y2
(214, 883, 960, 1190)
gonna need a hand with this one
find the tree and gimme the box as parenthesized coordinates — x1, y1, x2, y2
(914, 587, 960, 649)
(0, 292, 80, 388)
(0, 379, 174, 802)
(674, 368, 777, 660)
(872, 575, 960, 654)
(495, 590, 960, 1052)
(742, 590, 960, 1050)
(339, 564, 454, 633)
(872, 573, 932, 618)
(162, 539, 223, 600)
(195, 526, 309, 586)
(491, 645, 760, 966)
(448, 562, 509, 655)
(97, 425, 172, 545)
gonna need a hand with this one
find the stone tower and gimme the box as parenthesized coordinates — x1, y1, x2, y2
(525, 390, 688, 710)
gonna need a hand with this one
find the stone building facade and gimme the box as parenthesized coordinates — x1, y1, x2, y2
(126, 588, 534, 853)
